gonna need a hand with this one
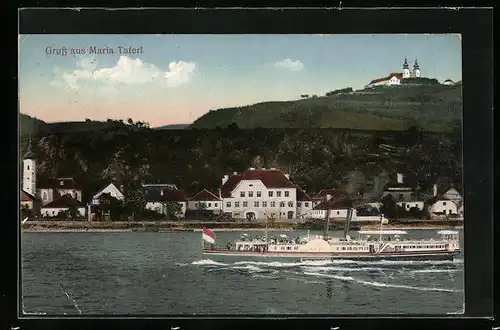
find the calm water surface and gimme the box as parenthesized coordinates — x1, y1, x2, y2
(21, 229, 464, 315)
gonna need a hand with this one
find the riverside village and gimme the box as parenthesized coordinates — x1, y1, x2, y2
(19, 58, 463, 231)
(20, 144, 464, 231)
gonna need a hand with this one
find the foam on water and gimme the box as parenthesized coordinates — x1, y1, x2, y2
(411, 269, 460, 274)
(302, 271, 460, 293)
(192, 259, 227, 266)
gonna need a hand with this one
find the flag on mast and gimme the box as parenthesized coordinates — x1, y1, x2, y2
(202, 227, 215, 244)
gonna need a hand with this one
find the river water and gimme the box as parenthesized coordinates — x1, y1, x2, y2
(21, 229, 464, 315)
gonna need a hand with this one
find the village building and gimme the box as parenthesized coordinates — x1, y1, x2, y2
(22, 140, 37, 197)
(220, 168, 298, 221)
(426, 195, 459, 217)
(443, 187, 462, 206)
(311, 195, 354, 220)
(92, 183, 125, 205)
(312, 189, 347, 207)
(20, 189, 41, 215)
(295, 186, 313, 220)
(40, 194, 86, 218)
(38, 177, 83, 205)
(145, 188, 187, 219)
(381, 173, 415, 202)
(187, 189, 222, 214)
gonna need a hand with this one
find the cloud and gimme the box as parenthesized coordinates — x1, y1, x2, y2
(51, 56, 196, 91)
(274, 58, 304, 72)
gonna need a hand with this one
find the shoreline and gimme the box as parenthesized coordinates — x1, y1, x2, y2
(21, 222, 462, 233)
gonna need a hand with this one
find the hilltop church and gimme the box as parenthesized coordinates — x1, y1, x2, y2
(365, 58, 421, 88)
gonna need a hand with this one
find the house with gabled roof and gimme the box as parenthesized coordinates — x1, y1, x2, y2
(40, 194, 86, 218)
(144, 188, 188, 219)
(312, 188, 348, 207)
(220, 167, 297, 221)
(296, 186, 313, 220)
(187, 189, 222, 214)
(426, 195, 458, 218)
(92, 183, 124, 205)
(21, 189, 41, 215)
(311, 195, 354, 220)
(38, 177, 83, 206)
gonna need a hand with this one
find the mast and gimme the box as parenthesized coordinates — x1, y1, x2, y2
(344, 208, 353, 239)
(379, 213, 383, 244)
(323, 208, 330, 240)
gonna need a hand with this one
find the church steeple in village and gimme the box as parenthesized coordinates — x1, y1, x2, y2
(22, 135, 37, 196)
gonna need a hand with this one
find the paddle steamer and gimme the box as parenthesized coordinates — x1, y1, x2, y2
(201, 205, 461, 261)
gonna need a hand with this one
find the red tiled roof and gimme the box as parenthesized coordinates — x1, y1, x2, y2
(189, 189, 221, 201)
(220, 169, 295, 198)
(42, 194, 84, 209)
(314, 189, 347, 200)
(39, 177, 82, 190)
(20, 189, 38, 202)
(313, 196, 353, 210)
(368, 72, 403, 85)
(296, 186, 312, 201)
(164, 189, 187, 202)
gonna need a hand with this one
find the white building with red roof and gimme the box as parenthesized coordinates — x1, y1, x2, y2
(187, 189, 222, 214)
(38, 177, 83, 206)
(40, 194, 86, 218)
(296, 186, 313, 220)
(220, 168, 298, 221)
(312, 188, 348, 207)
(21, 189, 41, 215)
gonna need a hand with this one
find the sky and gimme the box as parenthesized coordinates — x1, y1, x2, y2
(19, 34, 462, 127)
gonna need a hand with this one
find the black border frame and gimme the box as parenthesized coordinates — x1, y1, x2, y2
(8, 7, 495, 330)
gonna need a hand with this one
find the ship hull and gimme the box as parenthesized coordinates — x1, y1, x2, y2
(202, 249, 460, 261)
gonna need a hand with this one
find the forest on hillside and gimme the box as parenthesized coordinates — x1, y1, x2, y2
(20, 121, 463, 204)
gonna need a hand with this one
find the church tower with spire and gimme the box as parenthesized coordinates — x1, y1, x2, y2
(22, 137, 37, 196)
(413, 59, 421, 77)
(402, 58, 411, 78)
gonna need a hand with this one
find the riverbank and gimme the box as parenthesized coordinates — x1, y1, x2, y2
(21, 220, 462, 233)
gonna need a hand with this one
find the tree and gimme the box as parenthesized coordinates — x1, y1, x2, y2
(380, 194, 397, 219)
(127, 118, 134, 125)
(167, 202, 182, 220)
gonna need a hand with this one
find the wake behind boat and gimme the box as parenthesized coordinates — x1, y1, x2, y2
(201, 203, 461, 261)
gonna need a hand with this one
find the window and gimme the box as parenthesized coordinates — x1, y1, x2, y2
(240, 191, 245, 197)
(27, 165, 30, 170)
(297, 202, 302, 207)
(243, 202, 248, 207)
(257, 191, 261, 197)
(215, 203, 218, 207)
(305, 202, 309, 207)
(226, 202, 231, 207)
(337, 211, 340, 215)
(208, 203, 212, 207)
(248, 191, 254, 197)
(285, 191, 289, 197)
(254, 201, 259, 207)
(262, 201, 267, 207)
(286, 246, 291, 250)
(288, 201, 294, 207)
(277, 191, 282, 197)
(443, 202, 447, 205)
(235, 202, 240, 207)
(27, 177, 29, 180)
(268, 191, 273, 197)
(271, 202, 276, 207)
(280, 202, 285, 207)
(342, 247, 346, 250)
(42, 192, 47, 200)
